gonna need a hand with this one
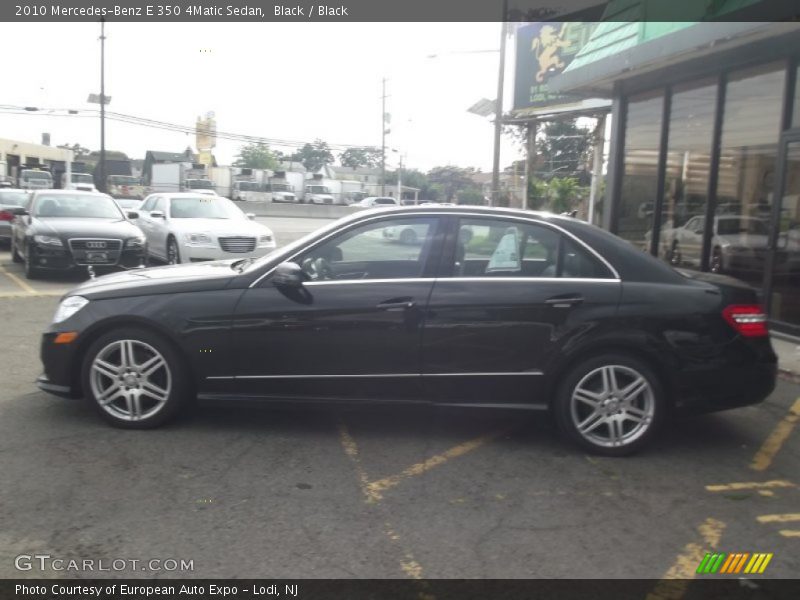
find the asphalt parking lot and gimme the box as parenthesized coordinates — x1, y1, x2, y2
(0, 216, 798, 582)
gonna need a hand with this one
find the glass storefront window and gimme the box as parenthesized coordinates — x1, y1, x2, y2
(793, 64, 800, 128)
(617, 90, 664, 250)
(772, 141, 800, 329)
(713, 63, 785, 281)
(658, 79, 717, 269)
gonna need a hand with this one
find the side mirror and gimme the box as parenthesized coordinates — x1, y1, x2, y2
(272, 261, 306, 289)
(246, 213, 256, 220)
(127, 211, 139, 220)
(150, 210, 165, 219)
(12, 207, 29, 216)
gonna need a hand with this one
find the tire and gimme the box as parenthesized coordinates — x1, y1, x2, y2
(554, 354, 665, 456)
(710, 247, 723, 274)
(23, 243, 40, 279)
(81, 327, 189, 429)
(399, 228, 418, 245)
(668, 241, 681, 266)
(166, 237, 181, 265)
(11, 236, 23, 263)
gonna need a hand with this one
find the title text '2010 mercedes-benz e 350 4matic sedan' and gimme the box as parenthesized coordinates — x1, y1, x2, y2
(36, 206, 777, 455)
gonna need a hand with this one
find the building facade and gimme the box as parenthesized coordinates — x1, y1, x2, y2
(549, 19, 800, 337)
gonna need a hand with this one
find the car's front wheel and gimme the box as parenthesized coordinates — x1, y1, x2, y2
(23, 243, 40, 279)
(167, 237, 181, 265)
(554, 354, 665, 456)
(82, 328, 189, 428)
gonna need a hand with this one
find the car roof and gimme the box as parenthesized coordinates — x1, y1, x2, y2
(31, 189, 105, 196)
(0, 188, 28, 193)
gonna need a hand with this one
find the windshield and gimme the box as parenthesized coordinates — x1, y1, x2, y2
(72, 174, 94, 184)
(0, 191, 28, 206)
(717, 218, 769, 236)
(308, 186, 331, 194)
(109, 176, 141, 185)
(169, 196, 242, 219)
(33, 193, 123, 219)
(186, 179, 214, 189)
(271, 183, 290, 192)
(22, 171, 51, 181)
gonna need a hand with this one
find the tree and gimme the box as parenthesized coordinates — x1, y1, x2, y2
(339, 147, 382, 170)
(426, 165, 478, 202)
(291, 139, 335, 172)
(548, 177, 581, 214)
(233, 143, 280, 170)
(537, 119, 594, 176)
(527, 177, 549, 210)
(57, 143, 91, 158)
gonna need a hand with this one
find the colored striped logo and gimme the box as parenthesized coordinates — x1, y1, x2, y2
(696, 552, 773, 574)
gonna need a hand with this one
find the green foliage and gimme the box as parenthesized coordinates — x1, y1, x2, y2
(537, 119, 593, 176)
(339, 147, 382, 170)
(457, 188, 485, 205)
(290, 139, 335, 172)
(427, 165, 478, 202)
(548, 177, 581, 214)
(233, 143, 281, 170)
(527, 177, 549, 210)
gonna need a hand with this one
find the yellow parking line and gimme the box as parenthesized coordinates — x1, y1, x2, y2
(0, 264, 37, 294)
(751, 398, 800, 471)
(779, 530, 800, 538)
(645, 518, 725, 600)
(705, 480, 795, 492)
(337, 420, 380, 503)
(756, 513, 800, 523)
(365, 429, 506, 500)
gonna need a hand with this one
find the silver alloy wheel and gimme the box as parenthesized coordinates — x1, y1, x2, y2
(569, 365, 655, 448)
(89, 339, 172, 422)
(167, 240, 179, 265)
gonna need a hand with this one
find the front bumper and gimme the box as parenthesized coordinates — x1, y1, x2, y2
(28, 243, 147, 271)
(36, 373, 74, 398)
(182, 242, 276, 262)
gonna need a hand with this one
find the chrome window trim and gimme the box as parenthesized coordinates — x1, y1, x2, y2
(207, 371, 544, 380)
(249, 210, 621, 288)
(300, 277, 621, 287)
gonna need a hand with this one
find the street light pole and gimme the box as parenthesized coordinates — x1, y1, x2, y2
(381, 77, 387, 197)
(99, 19, 106, 193)
(490, 3, 508, 208)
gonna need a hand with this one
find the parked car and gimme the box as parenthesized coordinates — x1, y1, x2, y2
(0, 189, 30, 246)
(135, 193, 276, 265)
(9, 190, 147, 279)
(36, 206, 776, 456)
(351, 196, 399, 208)
(660, 215, 770, 273)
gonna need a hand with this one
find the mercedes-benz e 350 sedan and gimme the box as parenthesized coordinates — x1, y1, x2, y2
(37, 206, 777, 455)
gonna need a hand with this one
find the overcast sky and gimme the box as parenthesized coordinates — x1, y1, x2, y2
(0, 22, 522, 172)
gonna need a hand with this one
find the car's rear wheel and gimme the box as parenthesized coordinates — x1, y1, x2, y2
(710, 247, 723, 273)
(167, 237, 180, 265)
(668, 241, 681, 266)
(82, 328, 188, 428)
(554, 354, 664, 456)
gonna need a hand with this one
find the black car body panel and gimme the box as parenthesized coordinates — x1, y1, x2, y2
(37, 206, 777, 416)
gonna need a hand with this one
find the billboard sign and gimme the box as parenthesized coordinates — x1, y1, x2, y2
(513, 22, 596, 112)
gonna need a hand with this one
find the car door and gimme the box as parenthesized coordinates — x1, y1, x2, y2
(227, 215, 445, 402)
(136, 196, 160, 258)
(680, 216, 705, 266)
(146, 196, 171, 259)
(421, 215, 621, 408)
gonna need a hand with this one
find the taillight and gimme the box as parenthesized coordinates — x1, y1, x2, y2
(722, 305, 768, 337)
(0, 210, 13, 222)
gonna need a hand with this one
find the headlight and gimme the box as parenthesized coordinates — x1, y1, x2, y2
(53, 296, 89, 324)
(125, 236, 146, 248)
(258, 234, 274, 245)
(33, 235, 63, 247)
(184, 233, 213, 244)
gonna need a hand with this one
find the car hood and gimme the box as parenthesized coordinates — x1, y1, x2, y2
(66, 260, 241, 300)
(169, 218, 272, 235)
(32, 217, 142, 239)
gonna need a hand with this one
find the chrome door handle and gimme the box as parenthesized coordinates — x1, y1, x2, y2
(545, 295, 584, 308)
(377, 299, 416, 311)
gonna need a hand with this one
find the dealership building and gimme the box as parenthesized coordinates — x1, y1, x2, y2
(533, 15, 800, 338)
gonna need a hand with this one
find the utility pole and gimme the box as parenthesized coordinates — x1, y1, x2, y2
(98, 19, 106, 194)
(381, 77, 387, 196)
(396, 154, 402, 203)
(490, 0, 508, 208)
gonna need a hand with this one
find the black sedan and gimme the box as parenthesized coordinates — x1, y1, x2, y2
(36, 206, 777, 455)
(10, 190, 148, 278)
